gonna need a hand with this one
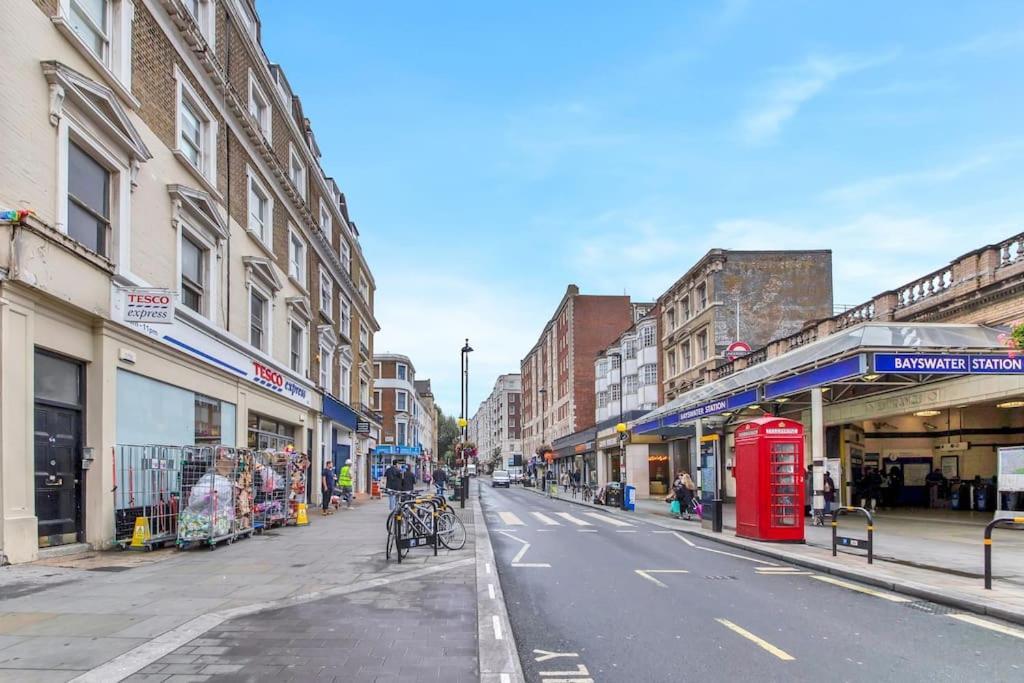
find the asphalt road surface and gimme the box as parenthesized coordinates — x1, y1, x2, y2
(481, 483, 1024, 682)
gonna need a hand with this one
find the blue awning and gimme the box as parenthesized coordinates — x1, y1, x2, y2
(323, 393, 358, 430)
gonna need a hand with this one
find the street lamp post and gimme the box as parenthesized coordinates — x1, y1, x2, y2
(538, 387, 547, 488)
(607, 352, 627, 510)
(460, 339, 473, 508)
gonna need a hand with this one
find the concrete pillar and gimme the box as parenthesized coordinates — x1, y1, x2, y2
(0, 292, 37, 564)
(811, 388, 824, 514)
(624, 444, 649, 499)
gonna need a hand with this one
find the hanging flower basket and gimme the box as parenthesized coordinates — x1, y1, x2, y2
(998, 320, 1024, 356)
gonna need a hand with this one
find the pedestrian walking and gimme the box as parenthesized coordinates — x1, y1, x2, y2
(432, 465, 448, 498)
(571, 469, 581, 497)
(336, 459, 353, 509)
(860, 467, 882, 513)
(560, 470, 570, 493)
(384, 460, 403, 512)
(401, 463, 416, 493)
(320, 460, 335, 516)
(926, 468, 946, 509)
(822, 471, 836, 517)
(804, 464, 814, 517)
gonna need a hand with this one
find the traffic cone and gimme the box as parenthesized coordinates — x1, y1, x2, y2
(296, 503, 309, 526)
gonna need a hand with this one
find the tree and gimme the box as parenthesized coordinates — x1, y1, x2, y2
(436, 405, 460, 467)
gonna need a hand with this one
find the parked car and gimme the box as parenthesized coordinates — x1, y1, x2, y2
(491, 470, 511, 488)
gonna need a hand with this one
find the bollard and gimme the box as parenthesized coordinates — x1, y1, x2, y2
(984, 516, 1024, 590)
(831, 506, 874, 564)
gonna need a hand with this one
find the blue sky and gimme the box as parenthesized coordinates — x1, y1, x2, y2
(258, 1, 1024, 415)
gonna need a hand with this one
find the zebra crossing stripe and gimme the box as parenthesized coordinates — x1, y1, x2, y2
(498, 511, 525, 526)
(555, 512, 591, 526)
(584, 512, 634, 527)
(530, 512, 560, 525)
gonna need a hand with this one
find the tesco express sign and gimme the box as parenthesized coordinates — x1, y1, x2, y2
(124, 289, 174, 323)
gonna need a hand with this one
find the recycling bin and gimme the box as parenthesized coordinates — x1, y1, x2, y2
(604, 482, 623, 507)
(624, 484, 636, 511)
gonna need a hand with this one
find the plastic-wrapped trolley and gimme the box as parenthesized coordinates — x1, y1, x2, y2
(177, 446, 256, 549)
(253, 450, 288, 531)
(114, 445, 182, 550)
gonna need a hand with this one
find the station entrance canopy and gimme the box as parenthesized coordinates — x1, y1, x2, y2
(633, 323, 1022, 432)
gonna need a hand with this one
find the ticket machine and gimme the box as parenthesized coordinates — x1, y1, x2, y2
(734, 417, 805, 543)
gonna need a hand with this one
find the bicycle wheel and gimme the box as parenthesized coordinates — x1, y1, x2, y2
(437, 510, 467, 550)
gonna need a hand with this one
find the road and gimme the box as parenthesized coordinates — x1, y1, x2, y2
(481, 483, 1024, 682)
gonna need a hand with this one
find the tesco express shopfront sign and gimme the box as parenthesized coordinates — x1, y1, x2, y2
(117, 298, 313, 408)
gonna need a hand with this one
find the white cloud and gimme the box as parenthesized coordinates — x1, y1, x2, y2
(949, 28, 1024, 55)
(821, 155, 994, 203)
(740, 51, 897, 143)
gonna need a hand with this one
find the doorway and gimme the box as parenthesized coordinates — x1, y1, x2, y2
(34, 350, 84, 547)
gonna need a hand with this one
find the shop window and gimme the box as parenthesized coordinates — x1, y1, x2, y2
(180, 234, 206, 314)
(288, 228, 306, 284)
(289, 320, 306, 374)
(67, 141, 111, 257)
(248, 70, 271, 141)
(247, 413, 295, 451)
(249, 287, 268, 351)
(194, 394, 223, 444)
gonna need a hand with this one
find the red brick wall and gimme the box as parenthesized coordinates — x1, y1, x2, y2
(571, 295, 632, 430)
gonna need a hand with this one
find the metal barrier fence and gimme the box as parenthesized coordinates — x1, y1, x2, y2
(984, 516, 1024, 589)
(831, 506, 874, 564)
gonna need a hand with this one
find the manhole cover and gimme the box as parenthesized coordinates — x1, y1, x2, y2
(704, 575, 738, 580)
(904, 601, 955, 615)
(87, 566, 132, 573)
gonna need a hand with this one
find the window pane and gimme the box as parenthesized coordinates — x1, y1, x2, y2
(250, 291, 264, 348)
(195, 394, 222, 444)
(35, 352, 81, 405)
(180, 101, 202, 165)
(182, 236, 203, 282)
(67, 201, 106, 255)
(182, 285, 201, 312)
(68, 143, 109, 218)
(69, 0, 107, 56)
(290, 324, 302, 372)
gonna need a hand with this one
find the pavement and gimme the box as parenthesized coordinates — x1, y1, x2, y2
(483, 484, 1024, 681)
(520, 484, 1024, 626)
(0, 493, 485, 682)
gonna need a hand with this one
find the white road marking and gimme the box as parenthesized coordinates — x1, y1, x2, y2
(697, 546, 777, 565)
(486, 562, 491, 575)
(811, 575, 910, 602)
(584, 512, 633, 527)
(488, 583, 496, 599)
(498, 530, 551, 568)
(492, 614, 503, 640)
(533, 650, 579, 663)
(716, 618, 795, 661)
(500, 675, 511, 683)
(672, 532, 696, 547)
(949, 614, 1024, 640)
(539, 664, 591, 676)
(616, 529, 638, 533)
(651, 530, 673, 534)
(498, 511, 525, 526)
(531, 511, 560, 525)
(756, 566, 810, 575)
(635, 569, 690, 588)
(578, 529, 598, 533)
(556, 512, 591, 526)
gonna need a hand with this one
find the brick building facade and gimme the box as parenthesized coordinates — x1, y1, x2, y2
(469, 374, 522, 471)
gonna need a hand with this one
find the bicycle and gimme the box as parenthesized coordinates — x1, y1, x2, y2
(384, 489, 467, 558)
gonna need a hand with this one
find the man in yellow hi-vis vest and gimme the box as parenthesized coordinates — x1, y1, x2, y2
(337, 459, 354, 509)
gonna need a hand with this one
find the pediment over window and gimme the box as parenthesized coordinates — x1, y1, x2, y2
(168, 184, 228, 240)
(287, 295, 312, 322)
(242, 256, 283, 292)
(41, 60, 151, 161)
(318, 324, 338, 351)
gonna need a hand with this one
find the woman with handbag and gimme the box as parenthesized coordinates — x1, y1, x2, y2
(680, 472, 697, 521)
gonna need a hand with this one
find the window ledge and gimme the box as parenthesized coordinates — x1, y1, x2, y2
(51, 17, 141, 110)
(244, 228, 277, 260)
(287, 275, 309, 295)
(172, 150, 223, 202)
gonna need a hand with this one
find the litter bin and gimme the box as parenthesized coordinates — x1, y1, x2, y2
(624, 484, 636, 511)
(605, 482, 623, 507)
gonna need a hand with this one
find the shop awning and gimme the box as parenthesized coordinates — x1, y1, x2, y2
(635, 322, 1015, 431)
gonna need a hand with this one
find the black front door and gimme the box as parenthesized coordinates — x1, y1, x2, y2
(34, 351, 84, 547)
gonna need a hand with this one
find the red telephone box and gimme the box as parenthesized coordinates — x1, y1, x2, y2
(734, 417, 805, 542)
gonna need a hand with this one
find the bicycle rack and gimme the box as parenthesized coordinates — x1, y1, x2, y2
(983, 516, 1024, 589)
(831, 506, 874, 564)
(394, 496, 440, 564)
